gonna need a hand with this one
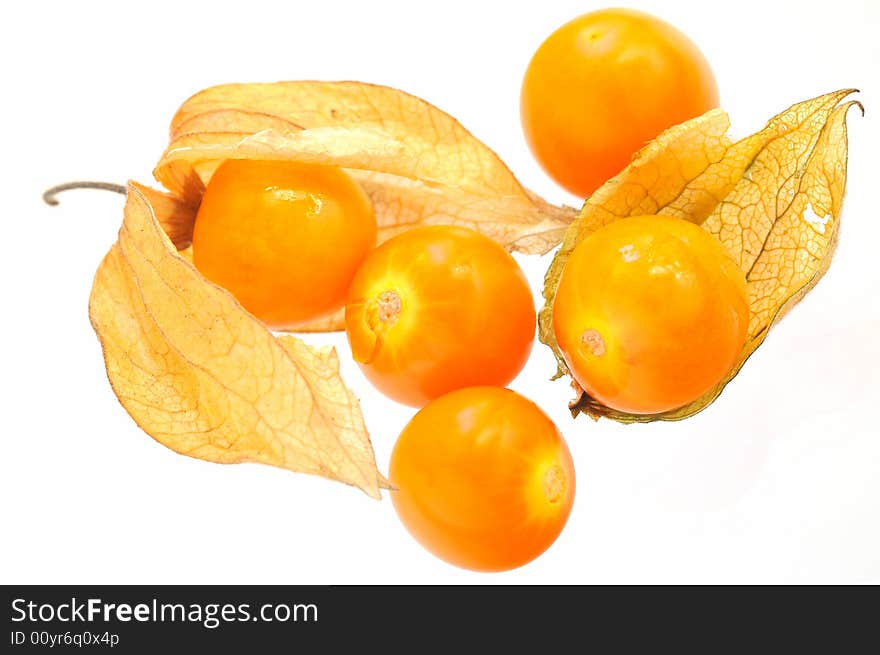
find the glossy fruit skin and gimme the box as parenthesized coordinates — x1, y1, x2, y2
(192, 159, 376, 330)
(345, 226, 535, 407)
(521, 8, 719, 197)
(389, 386, 575, 572)
(553, 215, 749, 415)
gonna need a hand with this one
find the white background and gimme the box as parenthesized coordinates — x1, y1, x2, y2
(2, 0, 878, 584)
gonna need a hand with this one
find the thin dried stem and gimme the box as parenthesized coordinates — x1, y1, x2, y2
(43, 181, 127, 206)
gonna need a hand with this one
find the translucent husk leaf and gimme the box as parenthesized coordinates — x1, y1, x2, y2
(128, 181, 197, 249)
(89, 185, 384, 497)
(539, 90, 861, 422)
(153, 81, 576, 269)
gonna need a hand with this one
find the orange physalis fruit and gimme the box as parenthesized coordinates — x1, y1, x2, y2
(521, 8, 719, 197)
(345, 226, 535, 407)
(553, 215, 749, 415)
(389, 387, 575, 571)
(192, 159, 377, 330)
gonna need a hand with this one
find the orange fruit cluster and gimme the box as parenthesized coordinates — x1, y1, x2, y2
(188, 9, 742, 572)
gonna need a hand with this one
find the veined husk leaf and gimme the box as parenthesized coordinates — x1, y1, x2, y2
(154, 81, 576, 262)
(89, 185, 384, 497)
(539, 89, 861, 422)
